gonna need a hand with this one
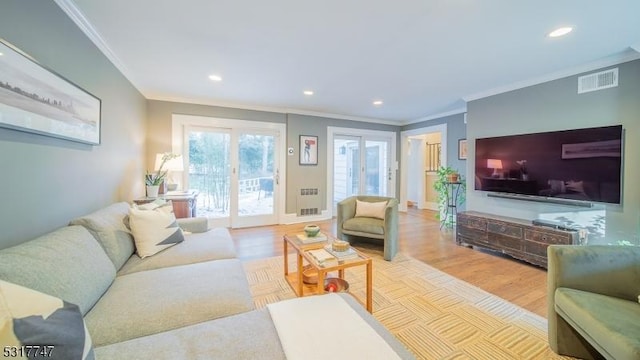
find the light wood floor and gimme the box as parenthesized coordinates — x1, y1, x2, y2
(229, 206, 548, 318)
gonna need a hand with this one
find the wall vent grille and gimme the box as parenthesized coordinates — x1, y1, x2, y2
(297, 188, 321, 216)
(578, 68, 618, 94)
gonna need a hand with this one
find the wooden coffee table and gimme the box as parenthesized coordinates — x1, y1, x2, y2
(283, 233, 373, 313)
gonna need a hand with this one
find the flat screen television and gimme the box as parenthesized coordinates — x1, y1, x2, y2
(474, 125, 623, 205)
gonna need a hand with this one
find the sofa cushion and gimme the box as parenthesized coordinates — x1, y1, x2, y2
(0, 280, 95, 360)
(555, 287, 640, 360)
(355, 199, 388, 220)
(343, 217, 385, 237)
(0, 226, 116, 315)
(69, 202, 135, 270)
(85, 259, 254, 347)
(117, 228, 237, 276)
(129, 202, 185, 258)
(94, 309, 285, 360)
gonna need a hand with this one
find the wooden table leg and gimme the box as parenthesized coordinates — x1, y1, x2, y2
(297, 253, 303, 297)
(283, 238, 289, 276)
(366, 260, 373, 313)
(317, 269, 326, 295)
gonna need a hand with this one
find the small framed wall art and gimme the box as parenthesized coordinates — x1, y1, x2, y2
(299, 135, 318, 165)
(458, 139, 468, 160)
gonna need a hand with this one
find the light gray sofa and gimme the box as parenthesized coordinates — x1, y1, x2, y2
(0, 202, 415, 359)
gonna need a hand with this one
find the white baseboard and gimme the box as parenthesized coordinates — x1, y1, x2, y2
(281, 210, 331, 224)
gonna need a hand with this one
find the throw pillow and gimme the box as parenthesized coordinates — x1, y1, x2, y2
(548, 179, 566, 195)
(0, 280, 94, 360)
(129, 201, 185, 258)
(354, 200, 388, 220)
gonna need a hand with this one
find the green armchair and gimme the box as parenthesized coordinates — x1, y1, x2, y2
(547, 245, 640, 360)
(336, 196, 399, 261)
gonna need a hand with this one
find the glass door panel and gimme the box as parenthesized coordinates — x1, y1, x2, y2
(187, 128, 231, 225)
(333, 136, 360, 208)
(365, 140, 388, 196)
(237, 133, 275, 218)
(333, 134, 393, 211)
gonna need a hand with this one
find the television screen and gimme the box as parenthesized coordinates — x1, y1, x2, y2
(474, 125, 623, 204)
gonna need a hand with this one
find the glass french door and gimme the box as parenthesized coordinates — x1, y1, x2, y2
(333, 134, 391, 209)
(185, 126, 278, 228)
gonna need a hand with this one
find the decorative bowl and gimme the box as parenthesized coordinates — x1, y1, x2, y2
(324, 277, 349, 293)
(304, 224, 321, 237)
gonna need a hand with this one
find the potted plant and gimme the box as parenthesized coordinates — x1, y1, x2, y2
(433, 166, 466, 228)
(145, 152, 180, 197)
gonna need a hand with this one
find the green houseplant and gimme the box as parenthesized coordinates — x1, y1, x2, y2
(433, 166, 466, 227)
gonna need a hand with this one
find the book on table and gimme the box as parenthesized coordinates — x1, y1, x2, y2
(324, 245, 359, 260)
(306, 248, 338, 267)
(296, 232, 328, 244)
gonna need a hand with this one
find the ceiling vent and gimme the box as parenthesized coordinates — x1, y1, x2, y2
(578, 68, 618, 94)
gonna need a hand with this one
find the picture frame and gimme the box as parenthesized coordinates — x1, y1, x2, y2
(299, 135, 318, 165)
(0, 39, 101, 145)
(458, 139, 468, 160)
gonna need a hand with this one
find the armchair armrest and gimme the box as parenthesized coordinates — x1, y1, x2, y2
(547, 245, 640, 302)
(177, 217, 210, 233)
(337, 197, 357, 240)
(383, 198, 399, 232)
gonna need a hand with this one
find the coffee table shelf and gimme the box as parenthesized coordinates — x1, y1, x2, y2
(283, 233, 373, 313)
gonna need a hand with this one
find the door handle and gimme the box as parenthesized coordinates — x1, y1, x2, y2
(275, 169, 280, 185)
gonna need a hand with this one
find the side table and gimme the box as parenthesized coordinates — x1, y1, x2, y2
(133, 190, 199, 218)
(283, 233, 373, 313)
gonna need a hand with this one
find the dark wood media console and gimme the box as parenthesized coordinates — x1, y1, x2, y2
(456, 211, 581, 268)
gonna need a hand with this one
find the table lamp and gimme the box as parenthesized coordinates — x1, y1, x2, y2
(487, 159, 503, 178)
(164, 155, 184, 191)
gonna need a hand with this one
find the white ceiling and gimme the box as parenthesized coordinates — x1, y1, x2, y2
(58, 0, 640, 125)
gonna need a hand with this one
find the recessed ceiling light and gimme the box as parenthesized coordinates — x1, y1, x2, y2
(303, 90, 314, 96)
(373, 100, 383, 106)
(208, 74, 222, 82)
(0, 52, 3, 56)
(548, 27, 573, 38)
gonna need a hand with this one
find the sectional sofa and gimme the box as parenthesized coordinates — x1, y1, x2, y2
(0, 202, 415, 359)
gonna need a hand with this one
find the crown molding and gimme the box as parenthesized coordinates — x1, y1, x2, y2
(463, 51, 640, 103)
(403, 108, 467, 126)
(149, 95, 403, 126)
(54, 0, 141, 91)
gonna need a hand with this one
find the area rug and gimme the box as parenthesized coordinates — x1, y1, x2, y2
(242, 249, 573, 360)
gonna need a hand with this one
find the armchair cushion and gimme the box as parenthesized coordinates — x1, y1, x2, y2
(555, 287, 640, 360)
(343, 217, 385, 236)
(355, 200, 388, 220)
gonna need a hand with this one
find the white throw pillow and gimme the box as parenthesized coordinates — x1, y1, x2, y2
(354, 200, 388, 220)
(0, 280, 95, 360)
(129, 201, 184, 258)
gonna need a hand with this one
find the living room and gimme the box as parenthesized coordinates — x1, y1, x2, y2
(1, 1, 639, 359)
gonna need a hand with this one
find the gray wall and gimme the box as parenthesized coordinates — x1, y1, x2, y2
(0, 0, 147, 249)
(466, 59, 640, 244)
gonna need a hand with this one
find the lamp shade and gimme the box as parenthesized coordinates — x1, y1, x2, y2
(165, 155, 184, 172)
(154, 153, 184, 171)
(487, 159, 503, 169)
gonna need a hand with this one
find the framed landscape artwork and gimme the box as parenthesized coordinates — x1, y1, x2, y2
(299, 135, 318, 165)
(0, 39, 101, 145)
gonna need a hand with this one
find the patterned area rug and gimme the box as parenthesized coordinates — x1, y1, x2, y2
(242, 248, 573, 360)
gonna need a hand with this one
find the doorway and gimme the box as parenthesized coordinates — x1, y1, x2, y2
(400, 124, 447, 212)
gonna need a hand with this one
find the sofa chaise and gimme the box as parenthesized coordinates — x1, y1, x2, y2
(0, 202, 414, 359)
